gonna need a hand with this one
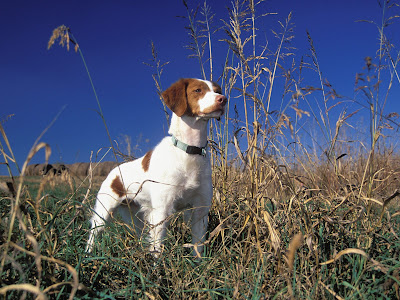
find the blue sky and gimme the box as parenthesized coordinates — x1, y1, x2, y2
(1, 0, 399, 175)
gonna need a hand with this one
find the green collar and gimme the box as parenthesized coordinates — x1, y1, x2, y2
(171, 135, 207, 157)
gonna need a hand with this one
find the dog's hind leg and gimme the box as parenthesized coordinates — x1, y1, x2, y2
(86, 192, 122, 253)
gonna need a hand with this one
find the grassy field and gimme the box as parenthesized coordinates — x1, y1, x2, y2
(2, 0, 400, 299)
(0, 162, 399, 299)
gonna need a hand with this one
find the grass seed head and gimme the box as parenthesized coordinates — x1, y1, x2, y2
(48, 25, 79, 52)
(287, 233, 303, 271)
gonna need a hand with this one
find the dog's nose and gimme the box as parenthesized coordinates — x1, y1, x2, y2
(216, 95, 227, 106)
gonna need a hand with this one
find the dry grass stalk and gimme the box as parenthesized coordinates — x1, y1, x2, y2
(262, 209, 280, 252)
(0, 283, 48, 300)
(320, 248, 388, 274)
(9, 242, 80, 300)
(286, 233, 303, 271)
(48, 25, 79, 52)
(319, 280, 345, 300)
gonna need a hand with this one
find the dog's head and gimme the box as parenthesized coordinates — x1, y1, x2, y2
(162, 78, 227, 119)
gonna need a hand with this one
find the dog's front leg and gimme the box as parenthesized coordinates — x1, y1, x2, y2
(147, 208, 168, 256)
(186, 206, 210, 258)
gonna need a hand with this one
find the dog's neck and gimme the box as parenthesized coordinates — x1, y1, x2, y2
(168, 113, 209, 148)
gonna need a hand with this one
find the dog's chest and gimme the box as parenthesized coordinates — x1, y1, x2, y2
(173, 157, 206, 191)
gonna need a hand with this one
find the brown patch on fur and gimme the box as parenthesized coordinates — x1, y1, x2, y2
(111, 175, 126, 197)
(185, 79, 210, 116)
(162, 79, 189, 117)
(212, 82, 222, 94)
(142, 149, 153, 172)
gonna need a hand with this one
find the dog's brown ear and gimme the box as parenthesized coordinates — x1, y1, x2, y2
(162, 79, 188, 117)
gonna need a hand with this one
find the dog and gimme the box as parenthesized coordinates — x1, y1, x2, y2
(86, 78, 227, 257)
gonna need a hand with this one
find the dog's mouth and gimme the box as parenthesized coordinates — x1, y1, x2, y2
(198, 108, 225, 120)
(216, 109, 225, 121)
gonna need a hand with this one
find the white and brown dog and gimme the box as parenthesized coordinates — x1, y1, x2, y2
(86, 78, 227, 257)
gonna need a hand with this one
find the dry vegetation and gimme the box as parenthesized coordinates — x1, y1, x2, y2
(1, 0, 400, 299)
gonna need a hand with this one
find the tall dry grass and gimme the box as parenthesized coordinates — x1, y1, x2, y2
(1, 0, 400, 299)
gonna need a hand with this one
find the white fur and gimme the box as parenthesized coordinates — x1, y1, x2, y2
(197, 80, 221, 116)
(86, 79, 226, 257)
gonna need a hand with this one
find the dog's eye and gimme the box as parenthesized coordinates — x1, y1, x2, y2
(194, 88, 202, 93)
